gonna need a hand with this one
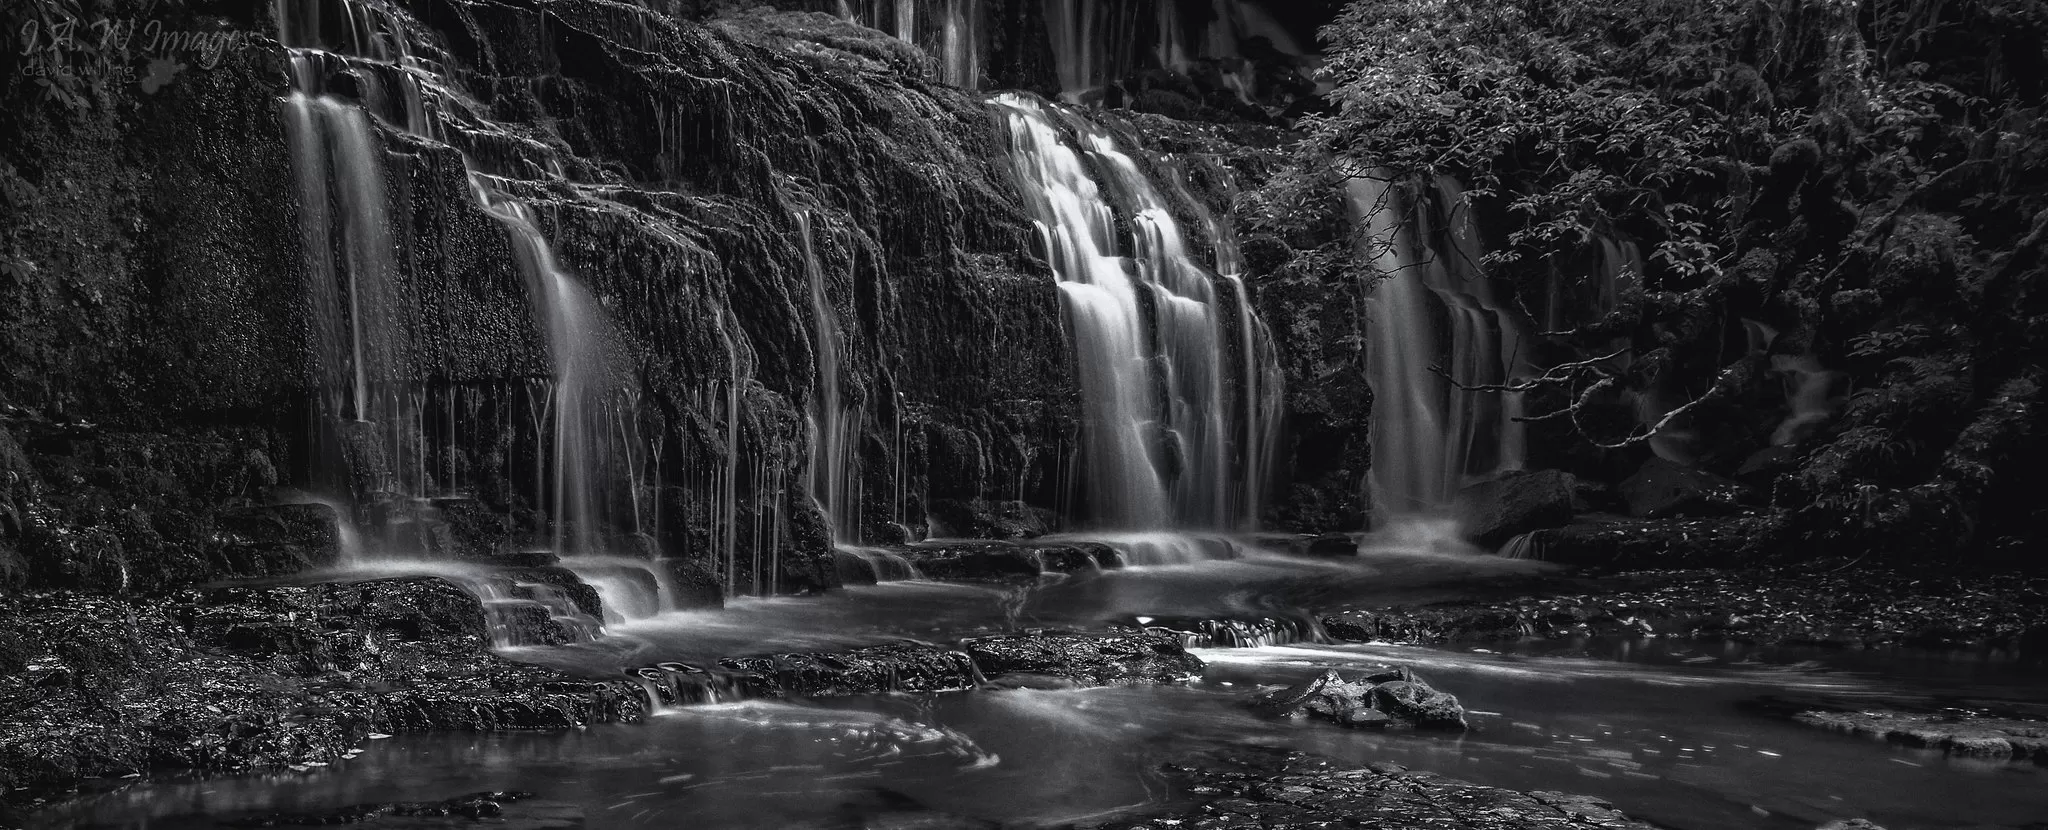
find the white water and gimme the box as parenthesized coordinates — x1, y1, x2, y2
(995, 94, 1282, 533)
(1348, 175, 1531, 518)
(277, 0, 684, 624)
(799, 210, 862, 545)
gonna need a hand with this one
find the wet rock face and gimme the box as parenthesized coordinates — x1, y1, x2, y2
(0, 0, 1106, 592)
(0, 416, 307, 594)
(1083, 747, 1652, 829)
(212, 503, 343, 577)
(0, 0, 1365, 581)
(1259, 268, 1373, 533)
(1248, 667, 1468, 730)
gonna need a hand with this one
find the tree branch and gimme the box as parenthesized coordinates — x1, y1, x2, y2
(1430, 347, 1630, 393)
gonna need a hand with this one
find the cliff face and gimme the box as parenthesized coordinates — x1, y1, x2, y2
(0, 0, 1085, 594)
(0, 0, 1355, 596)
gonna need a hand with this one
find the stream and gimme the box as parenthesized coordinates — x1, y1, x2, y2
(40, 530, 2048, 829)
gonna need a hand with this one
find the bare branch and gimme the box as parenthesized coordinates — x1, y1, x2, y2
(1580, 360, 1745, 449)
(1430, 347, 1630, 393)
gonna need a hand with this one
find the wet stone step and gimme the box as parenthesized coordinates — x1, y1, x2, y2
(490, 567, 604, 617)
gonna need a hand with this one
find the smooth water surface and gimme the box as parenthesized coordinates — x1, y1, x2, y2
(36, 533, 2048, 830)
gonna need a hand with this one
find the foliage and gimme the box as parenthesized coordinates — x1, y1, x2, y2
(1277, 0, 2048, 559)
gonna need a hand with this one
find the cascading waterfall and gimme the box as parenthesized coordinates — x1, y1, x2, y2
(282, 57, 426, 548)
(838, 0, 982, 88)
(1163, 161, 1284, 525)
(996, 94, 1282, 548)
(1348, 175, 1531, 518)
(277, 0, 686, 627)
(1042, 0, 1313, 104)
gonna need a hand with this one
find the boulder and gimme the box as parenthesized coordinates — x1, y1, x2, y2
(1248, 666, 1464, 730)
(1454, 469, 1579, 549)
(1369, 680, 1470, 729)
(1249, 668, 1340, 717)
(1619, 457, 1756, 519)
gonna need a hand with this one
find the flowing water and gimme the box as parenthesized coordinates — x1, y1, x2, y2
(53, 4, 2038, 829)
(998, 94, 1282, 532)
(1350, 176, 1531, 517)
(1041, 0, 1314, 104)
(43, 529, 2048, 829)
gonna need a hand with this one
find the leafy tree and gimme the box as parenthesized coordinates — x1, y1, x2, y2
(1264, 0, 2048, 560)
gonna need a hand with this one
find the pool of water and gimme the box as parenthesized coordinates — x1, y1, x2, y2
(30, 531, 2048, 829)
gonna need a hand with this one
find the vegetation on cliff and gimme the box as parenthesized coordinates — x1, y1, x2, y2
(1269, 0, 2048, 562)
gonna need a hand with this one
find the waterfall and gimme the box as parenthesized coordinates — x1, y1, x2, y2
(1744, 320, 1844, 446)
(1040, 0, 1313, 104)
(1348, 175, 1531, 518)
(799, 210, 865, 546)
(995, 94, 1281, 531)
(838, 0, 982, 88)
(277, 0, 681, 622)
(283, 55, 422, 528)
(1163, 161, 1285, 526)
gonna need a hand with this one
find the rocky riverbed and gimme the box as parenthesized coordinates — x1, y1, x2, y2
(0, 578, 645, 808)
(0, 575, 1217, 809)
(1320, 562, 2048, 652)
(1074, 748, 1654, 830)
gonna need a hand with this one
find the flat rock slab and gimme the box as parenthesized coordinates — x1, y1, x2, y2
(1072, 748, 1652, 829)
(1773, 706, 2048, 763)
(961, 630, 1203, 686)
